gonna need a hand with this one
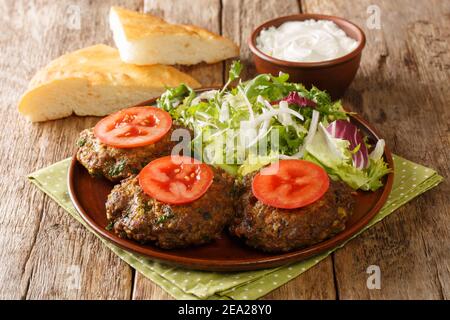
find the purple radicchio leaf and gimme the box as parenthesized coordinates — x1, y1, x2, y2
(326, 120, 369, 169)
(273, 92, 317, 108)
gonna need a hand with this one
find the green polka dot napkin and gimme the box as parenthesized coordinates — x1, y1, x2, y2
(28, 155, 442, 300)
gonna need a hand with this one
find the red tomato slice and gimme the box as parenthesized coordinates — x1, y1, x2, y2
(94, 106, 172, 148)
(139, 156, 214, 205)
(252, 160, 330, 209)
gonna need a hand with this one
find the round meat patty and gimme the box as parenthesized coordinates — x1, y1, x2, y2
(229, 174, 356, 252)
(76, 125, 188, 182)
(105, 168, 236, 249)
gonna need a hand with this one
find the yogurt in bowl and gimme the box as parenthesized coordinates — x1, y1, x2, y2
(256, 19, 358, 63)
(248, 14, 366, 98)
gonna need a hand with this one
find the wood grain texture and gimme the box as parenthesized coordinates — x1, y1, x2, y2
(302, 0, 450, 299)
(221, 0, 300, 79)
(0, 0, 448, 300)
(132, 272, 173, 300)
(0, 0, 143, 299)
(263, 258, 336, 300)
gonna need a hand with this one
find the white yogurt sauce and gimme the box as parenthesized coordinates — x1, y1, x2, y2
(256, 19, 358, 63)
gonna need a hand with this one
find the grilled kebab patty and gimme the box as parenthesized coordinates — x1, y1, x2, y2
(76, 125, 187, 181)
(105, 169, 236, 249)
(229, 174, 355, 252)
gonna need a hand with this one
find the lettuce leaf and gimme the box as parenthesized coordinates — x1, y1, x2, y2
(237, 153, 280, 176)
(304, 125, 391, 191)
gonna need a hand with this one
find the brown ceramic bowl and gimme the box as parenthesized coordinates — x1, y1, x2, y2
(67, 90, 394, 272)
(249, 14, 366, 98)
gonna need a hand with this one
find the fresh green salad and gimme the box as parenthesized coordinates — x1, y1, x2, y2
(157, 61, 390, 191)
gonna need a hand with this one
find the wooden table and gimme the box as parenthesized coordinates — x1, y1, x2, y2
(0, 0, 448, 300)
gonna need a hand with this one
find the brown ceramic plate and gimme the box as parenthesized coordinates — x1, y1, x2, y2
(68, 91, 394, 271)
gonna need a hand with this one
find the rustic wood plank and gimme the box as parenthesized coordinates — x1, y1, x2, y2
(0, 0, 448, 301)
(302, 0, 450, 299)
(132, 0, 225, 299)
(263, 258, 336, 299)
(132, 272, 173, 300)
(222, 0, 301, 80)
(222, 0, 338, 299)
(0, 0, 143, 299)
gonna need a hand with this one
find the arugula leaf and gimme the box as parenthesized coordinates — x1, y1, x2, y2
(365, 158, 392, 190)
(241, 73, 298, 102)
(105, 221, 114, 231)
(76, 137, 86, 147)
(220, 60, 243, 95)
(228, 60, 242, 82)
(108, 159, 126, 177)
(156, 206, 175, 224)
(158, 84, 195, 114)
(273, 124, 305, 154)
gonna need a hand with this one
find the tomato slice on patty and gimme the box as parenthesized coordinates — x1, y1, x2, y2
(139, 156, 214, 205)
(94, 106, 172, 148)
(252, 160, 330, 209)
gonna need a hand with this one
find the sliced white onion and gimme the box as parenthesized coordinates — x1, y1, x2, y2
(190, 97, 201, 106)
(238, 86, 255, 121)
(190, 90, 219, 106)
(171, 100, 181, 108)
(247, 118, 270, 148)
(196, 120, 218, 129)
(198, 89, 219, 100)
(278, 154, 297, 160)
(369, 139, 385, 160)
(196, 111, 211, 120)
(278, 101, 294, 126)
(240, 104, 306, 149)
(278, 105, 305, 122)
(219, 102, 229, 122)
(247, 107, 304, 128)
(257, 95, 275, 111)
(208, 128, 228, 139)
(293, 109, 320, 158)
